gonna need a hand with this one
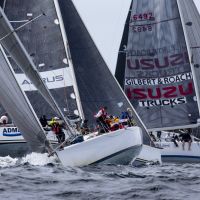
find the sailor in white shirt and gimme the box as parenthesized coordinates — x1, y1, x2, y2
(0, 113, 8, 125)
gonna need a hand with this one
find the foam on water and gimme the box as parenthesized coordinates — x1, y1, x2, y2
(21, 153, 57, 166)
(0, 156, 18, 168)
(21, 152, 58, 166)
(0, 153, 58, 168)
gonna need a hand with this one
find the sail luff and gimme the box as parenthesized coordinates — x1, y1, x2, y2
(53, 0, 85, 120)
(177, 0, 200, 118)
(0, 7, 75, 137)
(115, 1, 133, 88)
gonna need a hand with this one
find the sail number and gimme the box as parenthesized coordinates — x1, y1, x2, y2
(132, 25, 152, 32)
(132, 13, 154, 21)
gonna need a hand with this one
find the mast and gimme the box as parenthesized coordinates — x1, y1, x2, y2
(177, 0, 200, 122)
(115, 0, 133, 88)
(53, 0, 85, 120)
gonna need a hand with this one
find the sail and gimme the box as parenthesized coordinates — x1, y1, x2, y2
(177, 0, 200, 135)
(122, 0, 200, 131)
(56, 0, 152, 145)
(178, 0, 200, 111)
(0, 45, 51, 152)
(0, 0, 80, 121)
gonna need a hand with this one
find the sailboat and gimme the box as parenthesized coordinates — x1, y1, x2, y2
(116, 0, 200, 162)
(0, 1, 143, 167)
(56, 0, 162, 165)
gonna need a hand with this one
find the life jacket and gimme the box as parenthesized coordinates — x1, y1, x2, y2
(52, 123, 61, 134)
(49, 118, 56, 127)
(94, 108, 107, 119)
(119, 123, 124, 129)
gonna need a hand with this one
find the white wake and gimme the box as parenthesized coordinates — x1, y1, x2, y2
(0, 153, 58, 168)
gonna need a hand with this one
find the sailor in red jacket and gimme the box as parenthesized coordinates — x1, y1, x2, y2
(94, 106, 109, 133)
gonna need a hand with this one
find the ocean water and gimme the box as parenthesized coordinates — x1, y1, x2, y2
(0, 153, 199, 200)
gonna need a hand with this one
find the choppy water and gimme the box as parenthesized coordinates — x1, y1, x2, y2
(0, 154, 199, 200)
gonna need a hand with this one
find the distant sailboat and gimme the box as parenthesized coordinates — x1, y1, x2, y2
(116, 0, 200, 162)
(0, 2, 143, 167)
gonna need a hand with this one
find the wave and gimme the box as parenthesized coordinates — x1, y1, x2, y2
(0, 153, 58, 168)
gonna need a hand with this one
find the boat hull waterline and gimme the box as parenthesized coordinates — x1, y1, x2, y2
(156, 141, 200, 163)
(56, 126, 143, 167)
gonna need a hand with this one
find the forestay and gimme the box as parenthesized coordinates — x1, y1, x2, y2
(57, 0, 152, 145)
(0, 0, 81, 120)
(123, 0, 200, 131)
(0, 45, 51, 153)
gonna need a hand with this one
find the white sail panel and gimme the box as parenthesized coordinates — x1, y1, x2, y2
(124, 0, 200, 130)
(16, 68, 73, 91)
(0, 46, 51, 153)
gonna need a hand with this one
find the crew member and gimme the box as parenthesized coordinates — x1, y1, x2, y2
(95, 106, 109, 132)
(51, 118, 65, 145)
(40, 115, 48, 127)
(0, 113, 8, 125)
(80, 119, 89, 135)
(179, 129, 192, 150)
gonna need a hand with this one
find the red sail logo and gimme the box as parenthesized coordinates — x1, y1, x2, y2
(127, 52, 189, 70)
(126, 82, 193, 100)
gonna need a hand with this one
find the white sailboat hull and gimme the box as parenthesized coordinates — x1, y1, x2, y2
(0, 126, 58, 157)
(156, 141, 200, 163)
(133, 145, 162, 166)
(56, 127, 143, 167)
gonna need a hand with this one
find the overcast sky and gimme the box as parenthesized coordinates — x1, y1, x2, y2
(73, 0, 200, 74)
